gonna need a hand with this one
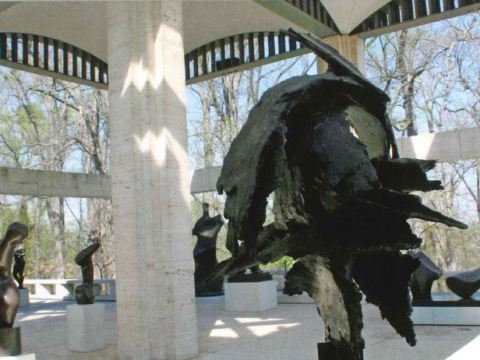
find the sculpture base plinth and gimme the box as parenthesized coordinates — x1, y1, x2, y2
(67, 304, 105, 352)
(227, 272, 273, 283)
(18, 289, 29, 307)
(412, 305, 480, 325)
(224, 279, 277, 311)
(317, 342, 333, 360)
(0, 327, 21, 356)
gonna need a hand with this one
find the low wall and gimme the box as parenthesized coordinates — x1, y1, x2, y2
(23, 279, 116, 301)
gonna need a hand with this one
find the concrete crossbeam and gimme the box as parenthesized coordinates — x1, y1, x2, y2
(0, 128, 478, 199)
(192, 128, 480, 194)
(190, 166, 222, 194)
(397, 127, 480, 163)
(0, 167, 111, 198)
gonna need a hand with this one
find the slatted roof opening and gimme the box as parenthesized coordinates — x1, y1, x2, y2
(352, 0, 480, 34)
(284, 0, 339, 32)
(0, 32, 108, 88)
(185, 31, 306, 84)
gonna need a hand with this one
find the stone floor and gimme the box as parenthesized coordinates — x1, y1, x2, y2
(15, 296, 480, 360)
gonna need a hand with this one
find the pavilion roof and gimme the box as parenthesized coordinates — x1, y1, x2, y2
(0, 1, 478, 87)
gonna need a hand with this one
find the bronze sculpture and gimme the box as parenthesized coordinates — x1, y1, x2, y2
(446, 268, 480, 300)
(74, 242, 100, 305)
(192, 203, 224, 295)
(409, 251, 442, 302)
(409, 251, 480, 303)
(12, 246, 26, 290)
(210, 29, 467, 360)
(0, 223, 28, 328)
(0, 222, 28, 356)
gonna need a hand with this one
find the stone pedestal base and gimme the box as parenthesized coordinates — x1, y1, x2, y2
(18, 289, 29, 307)
(0, 327, 21, 356)
(224, 280, 277, 311)
(412, 305, 480, 325)
(67, 304, 105, 352)
(0, 354, 36, 359)
(317, 342, 333, 360)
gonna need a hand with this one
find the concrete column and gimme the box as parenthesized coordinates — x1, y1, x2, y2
(317, 35, 365, 74)
(107, 2, 197, 360)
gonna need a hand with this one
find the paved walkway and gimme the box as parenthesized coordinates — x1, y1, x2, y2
(15, 296, 480, 359)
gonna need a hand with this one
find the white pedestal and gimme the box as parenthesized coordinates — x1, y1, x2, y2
(67, 304, 105, 352)
(18, 289, 29, 307)
(225, 280, 277, 311)
(412, 306, 480, 325)
(0, 354, 36, 359)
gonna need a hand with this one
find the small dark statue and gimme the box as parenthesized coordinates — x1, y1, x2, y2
(192, 203, 224, 295)
(74, 242, 100, 305)
(446, 268, 480, 300)
(0, 223, 28, 356)
(0, 223, 28, 328)
(210, 29, 467, 360)
(12, 246, 26, 290)
(409, 251, 442, 302)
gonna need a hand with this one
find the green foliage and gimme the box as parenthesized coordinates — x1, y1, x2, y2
(263, 256, 294, 272)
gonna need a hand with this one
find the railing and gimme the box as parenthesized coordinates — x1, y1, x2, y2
(0, 33, 108, 88)
(23, 279, 116, 301)
(22, 275, 285, 299)
(352, 0, 480, 35)
(185, 31, 307, 84)
(282, 0, 338, 31)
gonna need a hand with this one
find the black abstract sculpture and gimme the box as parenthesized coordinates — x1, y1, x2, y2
(12, 246, 26, 290)
(210, 29, 467, 360)
(446, 268, 480, 300)
(0, 222, 28, 356)
(410, 251, 442, 302)
(74, 242, 100, 305)
(193, 203, 224, 296)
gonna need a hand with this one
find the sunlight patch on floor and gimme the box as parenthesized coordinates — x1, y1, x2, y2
(235, 317, 284, 324)
(246, 322, 301, 337)
(208, 328, 239, 339)
(446, 334, 480, 360)
(20, 313, 65, 321)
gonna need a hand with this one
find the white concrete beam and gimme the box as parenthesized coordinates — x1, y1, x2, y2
(0, 128, 478, 199)
(191, 128, 480, 194)
(190, 166, 222, 194)
(0, 167, 110, 198)
(397, 127, 480, 163)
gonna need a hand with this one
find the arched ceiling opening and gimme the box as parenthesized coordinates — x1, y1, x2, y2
(0, 1, 479, 86)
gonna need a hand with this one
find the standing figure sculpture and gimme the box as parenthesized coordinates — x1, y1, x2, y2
(0, 223, 28, 329)
(74, 241, 100, 305)
(209, 29, 467, 360)
(0, 222, 28, 356)
(192, 203, 224, 296)
(409, 251, 442, 302)
(12, 245, 26, 290)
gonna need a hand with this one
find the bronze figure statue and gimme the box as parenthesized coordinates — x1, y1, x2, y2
(409, 251, 442, 302)
(12, 246, 26, 290)
(209, 29, 467, 360)
(0, 222, 28, 356)
(446, 268, 480, 300)
(0, 222, 28, 329)
(74, 242, 100, 305)
(193, 203, 224, 296)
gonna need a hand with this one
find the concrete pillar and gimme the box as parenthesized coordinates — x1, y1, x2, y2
(317, 35, 365, 74)
(107, 2, 197, 359)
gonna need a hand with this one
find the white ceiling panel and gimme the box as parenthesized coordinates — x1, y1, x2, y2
(320, 0, 391, 33)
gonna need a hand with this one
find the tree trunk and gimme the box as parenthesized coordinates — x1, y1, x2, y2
(46, 198, 66, 278)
